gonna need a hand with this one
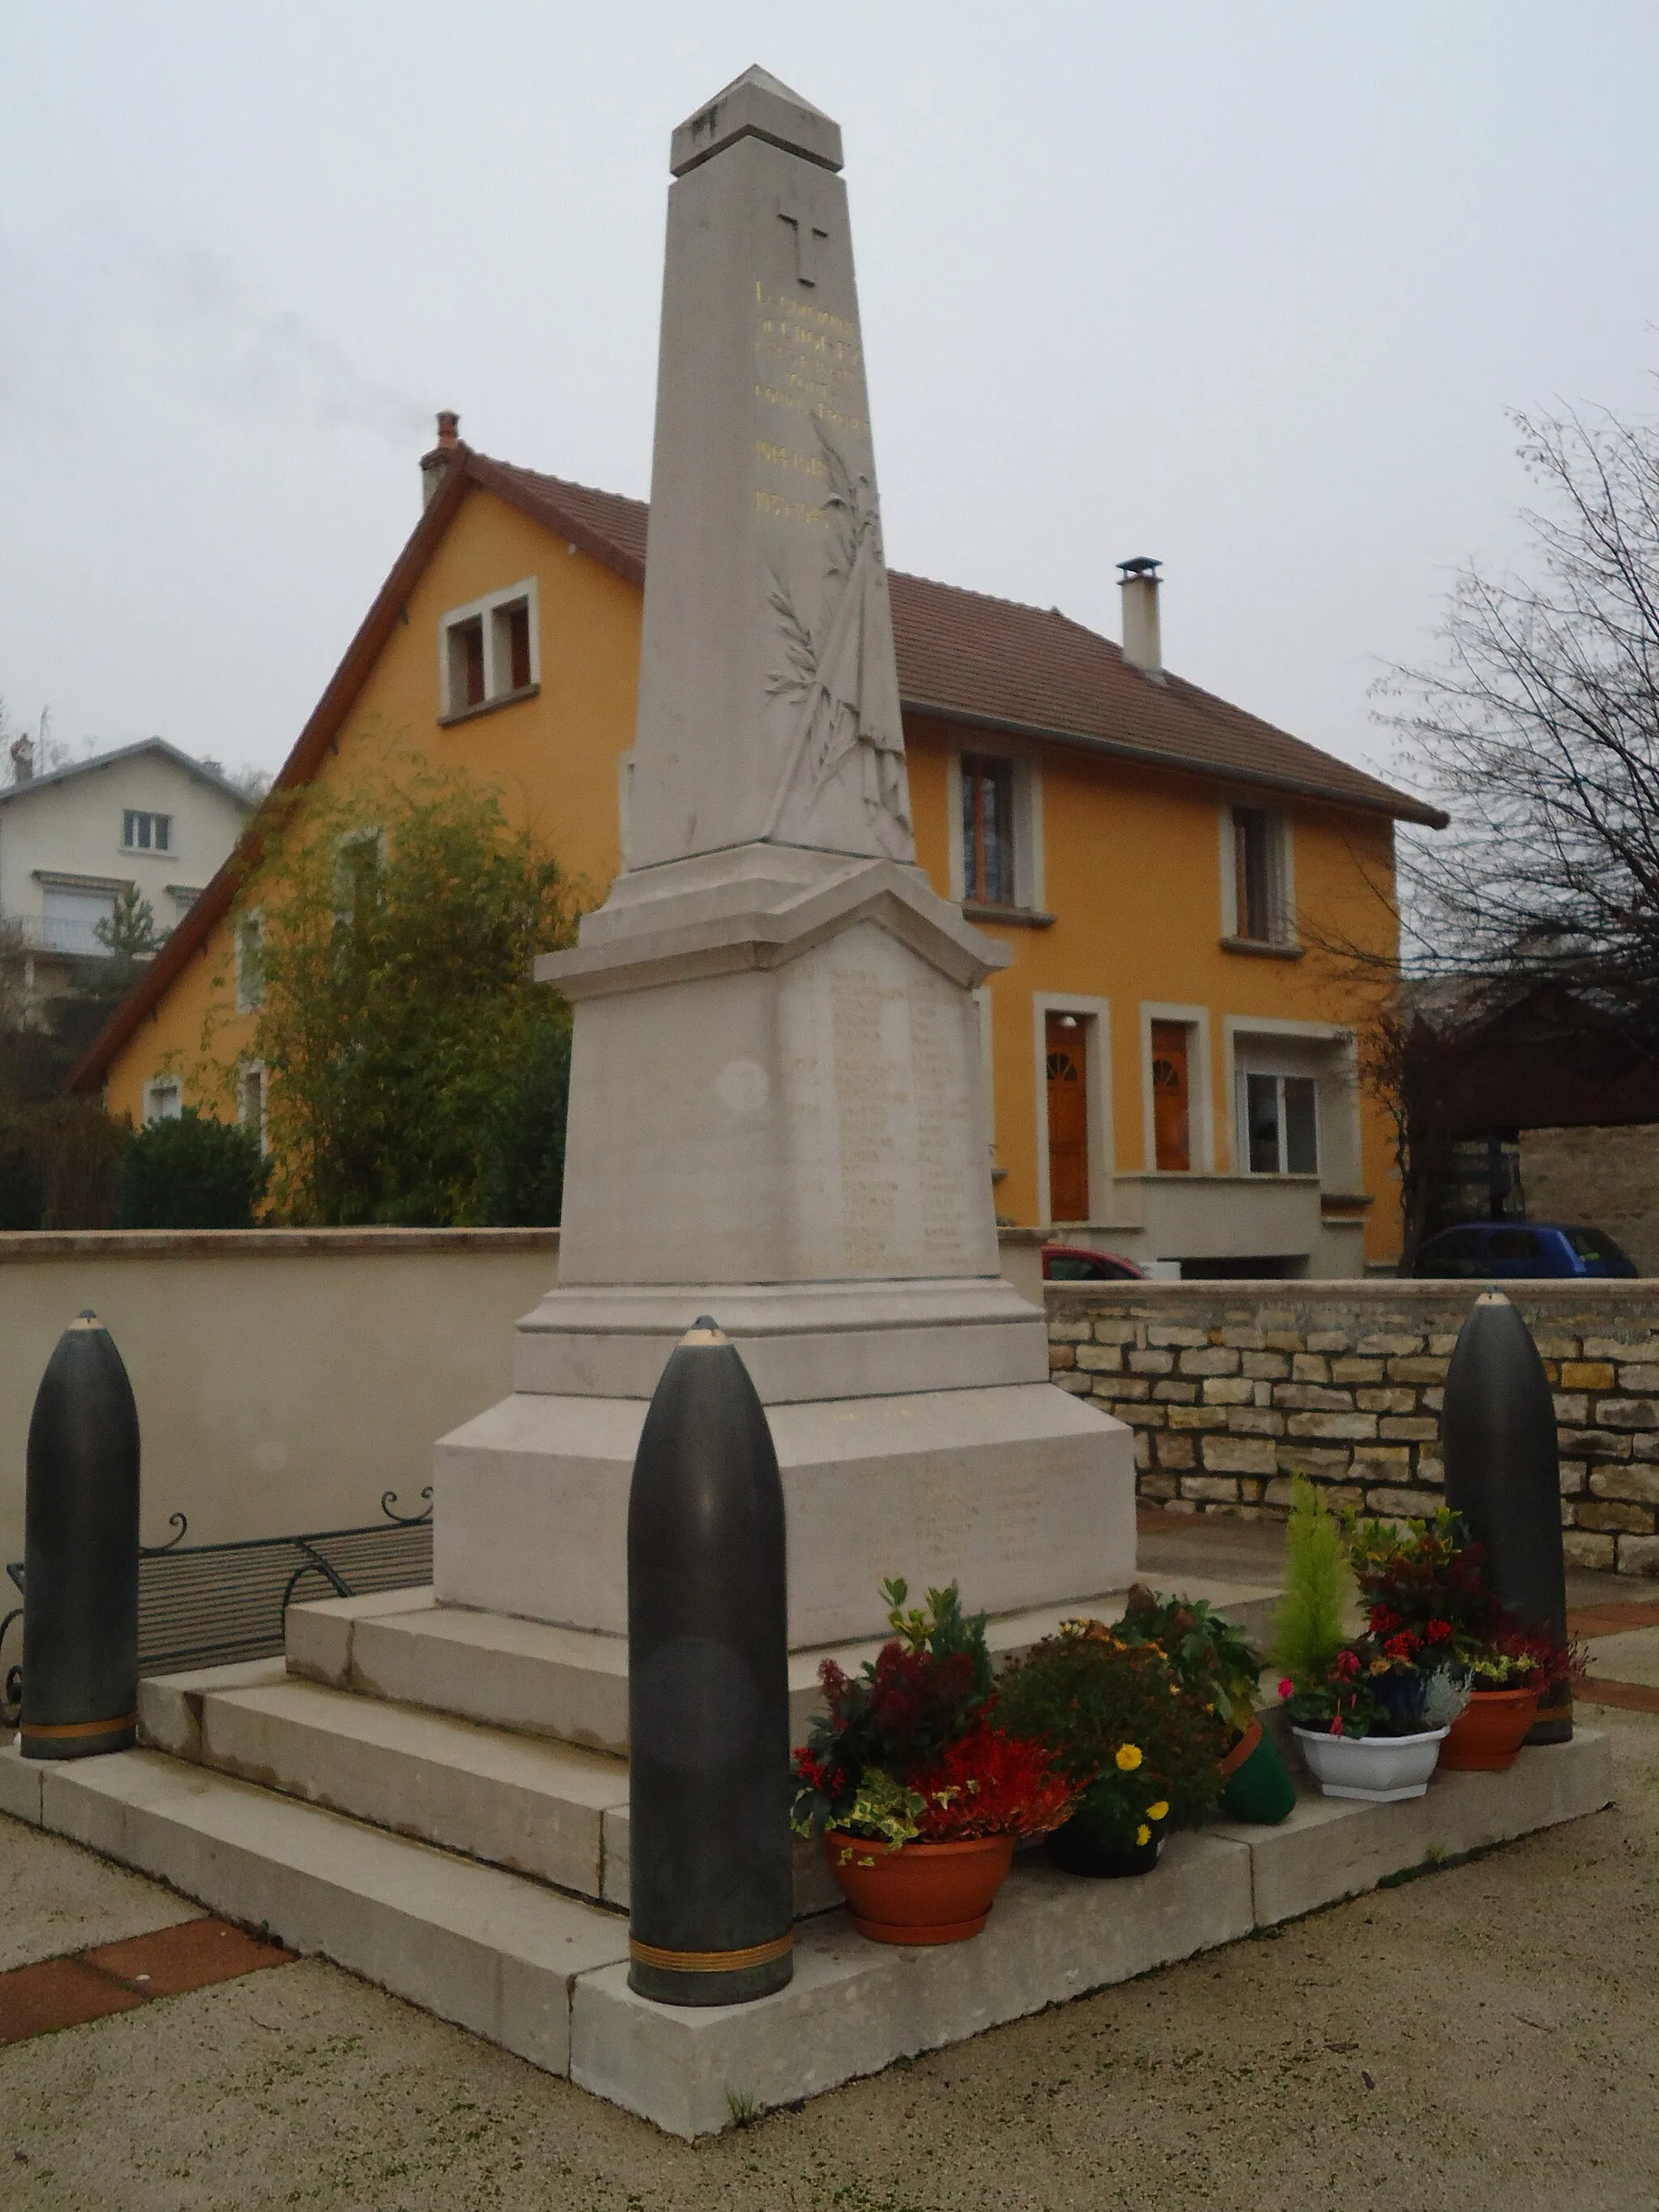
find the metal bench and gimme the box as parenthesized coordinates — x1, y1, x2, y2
(2, 1490, 433, 1728)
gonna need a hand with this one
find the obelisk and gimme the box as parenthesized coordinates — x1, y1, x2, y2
(435, 68, 1134, 1647)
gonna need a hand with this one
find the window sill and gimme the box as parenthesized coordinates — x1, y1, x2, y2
(1220, 934, 1303, 960)
(962, 901, 1056, 929)
(438, 682, 540, 729)
(1230, 937, 1309, 964)
(1320, 1191, 1375, 1212)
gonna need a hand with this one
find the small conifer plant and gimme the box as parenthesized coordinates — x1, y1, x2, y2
(1270, 1475, 1352, 1687)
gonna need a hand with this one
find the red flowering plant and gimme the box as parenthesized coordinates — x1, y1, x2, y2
(1348, 1509, 1584, 1703)
(790, 1579, 1077, 1852)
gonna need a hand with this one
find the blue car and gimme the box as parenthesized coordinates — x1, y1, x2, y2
(1411, 1221, 1638, 1279)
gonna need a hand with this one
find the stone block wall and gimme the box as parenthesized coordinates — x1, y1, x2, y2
(1518, 1123, 1659, 1275)
(1044, 1281, 1659, 1579)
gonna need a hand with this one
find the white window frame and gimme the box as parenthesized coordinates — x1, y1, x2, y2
(237, 1060, 269, 1153)
(437, 576, 540, 721)
(1239, 1070, 1320, 1176)
(946, 746, 1046, 914)
(1218, 799, 1296, 945)
(234, 908, 265, 1014)
(143, 1076, 182, 1123)
(122, 809, 173, 856)
(1031, 991, 1113, 1224)
(1139, 1001, 1216, 1174)
(1221, 1015, 1360, 1185)
(333, 827, 385, 920)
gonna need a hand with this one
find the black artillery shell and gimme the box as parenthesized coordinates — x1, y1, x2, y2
(21, 1312, 141, 1760)
(1442, 1291, 1572, 1744)
(627, 1318, 792, 2006)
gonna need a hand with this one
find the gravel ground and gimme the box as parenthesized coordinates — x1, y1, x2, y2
(3, 1707, 1657, 2212)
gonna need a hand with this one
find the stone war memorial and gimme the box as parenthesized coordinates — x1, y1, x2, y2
(434, 62, 1134, 1650)
(0, 66, 1613, 2141)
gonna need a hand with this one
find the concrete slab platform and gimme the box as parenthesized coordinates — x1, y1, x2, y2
(0, 1740, 43, 1826)
(1213, 1730, 1613, 1924)
(571, 1831, 1254, 2139)
(19, 1728, 1615, 2138)
(33, 1748, 629, 2074)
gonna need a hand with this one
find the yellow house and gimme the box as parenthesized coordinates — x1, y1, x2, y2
(74, 421, 1443, 1273)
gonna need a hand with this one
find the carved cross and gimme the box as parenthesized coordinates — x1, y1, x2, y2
(776, 186, 830, 287)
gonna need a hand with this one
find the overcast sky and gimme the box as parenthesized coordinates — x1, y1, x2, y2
(2, 3, 1654, 795)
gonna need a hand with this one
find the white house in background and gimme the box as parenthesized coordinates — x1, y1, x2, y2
(0, 738, 251, 1011)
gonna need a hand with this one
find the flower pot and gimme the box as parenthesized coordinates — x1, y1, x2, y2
(1439, 1686, 1539, 1772)
(1045, 1819, 1164, 1878)
(823, 1831, 1015, 1945)
(1218, 1718, 1297, 1825)
(1292, 1724, 1448, 1802)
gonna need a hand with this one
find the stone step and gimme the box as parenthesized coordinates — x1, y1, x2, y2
(4, 1728, 1614, 2139)
(7, 1744, 629, 2078)
(195, 1675, 629, 1901)
(284, 1574, 1284, 1756)
(142, 1668, 840, 1916)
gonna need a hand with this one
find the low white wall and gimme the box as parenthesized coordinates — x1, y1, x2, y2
(0, 1230, 561, 1574)
(0, 1227, 1055, 1577)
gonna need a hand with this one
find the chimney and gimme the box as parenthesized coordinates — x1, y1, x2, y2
(1117, 556, 1164, 680)
(9, 735, 34, 782)
(420, 411, 461, 509)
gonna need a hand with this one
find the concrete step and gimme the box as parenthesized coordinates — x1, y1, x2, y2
(284, 1573, 1283, 1756)
(198, 1676, 629, 1901)
(4, 1727, 1614, 2139)
(7, 1744, 629, 2077)
(139, 1663, 841, 1916)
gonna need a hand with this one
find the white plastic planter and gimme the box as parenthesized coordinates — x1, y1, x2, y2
(1292, 1725, 1448, 1803)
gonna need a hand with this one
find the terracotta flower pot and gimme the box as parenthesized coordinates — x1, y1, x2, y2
(1439, 1686, 1540, 1771)
(823, 1831, 1015, 1945)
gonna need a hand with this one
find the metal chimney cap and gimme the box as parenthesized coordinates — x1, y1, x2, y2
(1117, 556, 1162, 578)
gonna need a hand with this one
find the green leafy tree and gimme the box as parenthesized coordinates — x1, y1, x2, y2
(120, 1107, 267, 1228)
(232, 763, 577, 1225)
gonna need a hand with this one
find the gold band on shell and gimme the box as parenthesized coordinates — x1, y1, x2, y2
(629, 1931, 794, 1973)
(19, 1712, 138, 1741)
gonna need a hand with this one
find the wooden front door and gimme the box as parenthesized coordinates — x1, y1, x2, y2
(1150, 1021, 1192, 1171)
(1046, 1014, 1090, 1221)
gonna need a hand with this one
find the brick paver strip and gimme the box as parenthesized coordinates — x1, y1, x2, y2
(0, 1958, 145, 2046)
(1568, 1600, 1659, 1637)
(1576, 1677, 1659, 1715)
(0, 1918, 294, 2047)
(81, 1916, 293, 1997)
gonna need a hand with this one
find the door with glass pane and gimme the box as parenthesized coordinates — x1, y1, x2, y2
(1150, 1022, 1192, 1171)
(1045, 1014, 1090, 1221)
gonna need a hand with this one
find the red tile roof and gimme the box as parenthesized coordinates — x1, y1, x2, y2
(480, 453, 1442, 827)
(70, 444, 1438, 1092)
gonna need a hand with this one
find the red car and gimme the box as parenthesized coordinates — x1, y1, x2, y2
(1042, 1243, 1147, 1281)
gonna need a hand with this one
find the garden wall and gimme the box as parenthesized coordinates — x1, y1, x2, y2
(0, 1229, 561, 1573)
(1045, 1280, 1659, 1579)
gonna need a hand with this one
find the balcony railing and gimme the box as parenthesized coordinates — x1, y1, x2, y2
(0, 911, 113, 957)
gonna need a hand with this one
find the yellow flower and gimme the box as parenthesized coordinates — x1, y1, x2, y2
(1115, 1743, 1144, 1771)
(1145, 1801, 1169, 1822)
(1136, 1824, 1151, 1846)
